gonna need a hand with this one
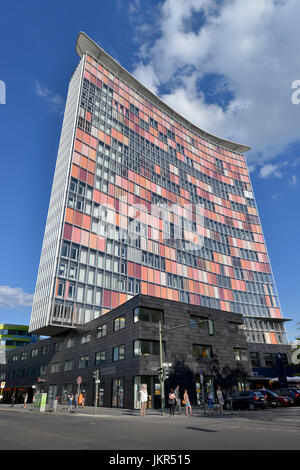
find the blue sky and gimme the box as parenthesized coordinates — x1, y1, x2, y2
(0, 0, 299, 341)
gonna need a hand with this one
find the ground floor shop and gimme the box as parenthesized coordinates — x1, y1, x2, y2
(1, 372, 250, 410)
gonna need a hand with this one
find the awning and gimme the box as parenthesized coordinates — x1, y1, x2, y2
(269, 376, 300, 382)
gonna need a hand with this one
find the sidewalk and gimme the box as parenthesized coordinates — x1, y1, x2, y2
(0, 402, 217, 418)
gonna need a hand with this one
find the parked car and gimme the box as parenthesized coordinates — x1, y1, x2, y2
(224, 390, 267, 411)
(256, 389, 294, 407)
(255, 389, 279, 408)
(274, 388, 300, 405)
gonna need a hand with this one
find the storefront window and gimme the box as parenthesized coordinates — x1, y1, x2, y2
(112, 378, 124, 408)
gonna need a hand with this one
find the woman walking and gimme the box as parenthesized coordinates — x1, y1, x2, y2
(168, 389, 176, 417)
(23, 392, 28, 408)
(216, 386, 224, 413)
(183, 389, 192, 416)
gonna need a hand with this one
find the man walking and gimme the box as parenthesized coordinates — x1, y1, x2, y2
(67, 393, 73, 412)
(11, 392, 15, 407)
(175, 385, 181, 415)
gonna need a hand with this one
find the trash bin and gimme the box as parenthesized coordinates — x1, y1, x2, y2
(50, 399, 58, 412)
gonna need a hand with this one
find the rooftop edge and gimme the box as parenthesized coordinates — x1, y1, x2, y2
(75, 31, 251, 155)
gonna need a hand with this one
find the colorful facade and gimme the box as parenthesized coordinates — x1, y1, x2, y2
(0, 324, 39, 350)
(29, 32, 288, 347)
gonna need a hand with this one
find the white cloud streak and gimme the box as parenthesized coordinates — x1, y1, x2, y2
(35, 81, 65, 114)
(0, 286, 34, 310)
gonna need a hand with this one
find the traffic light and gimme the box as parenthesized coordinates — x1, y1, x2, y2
(163, 366, 170, 380)
(158, 367, 163, 381)
(208, 318, 214, 336)
(93, 370, 99, 382)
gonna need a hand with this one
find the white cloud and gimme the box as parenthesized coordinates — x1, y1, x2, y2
(131, 0, 300, 167)
(259, 163, 283, 179)
(35, 81, 65, 114)
(0, 286, 34, 310)
(288, 174, 298, 186)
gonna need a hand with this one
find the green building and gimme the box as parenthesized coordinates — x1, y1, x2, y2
(0, 324, 39, 351)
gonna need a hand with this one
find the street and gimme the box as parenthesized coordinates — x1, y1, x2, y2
(0, 405, 299, 450)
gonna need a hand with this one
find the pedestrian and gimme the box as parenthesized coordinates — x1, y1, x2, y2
(216, 386, 224, 413)
(75, 393, 79, 408)
(139, 384, 148, 417)
(67, 393, 73, 412)
(23, 392, 28, 408)
(175, 385, 181, 415)
(168, 389, 176, 417)
(207, 389, 214, 414)
(78, 392, 83, 406)
(11, 392, 15, 407)
(183, 389, 192, 416)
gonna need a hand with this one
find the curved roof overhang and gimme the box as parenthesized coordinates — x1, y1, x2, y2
(76, 31, 251, 154)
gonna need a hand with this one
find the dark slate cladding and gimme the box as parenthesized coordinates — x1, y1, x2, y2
(0, 295, 290, 408)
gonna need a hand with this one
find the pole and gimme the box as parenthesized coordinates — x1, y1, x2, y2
(159, 321, 165, 416)
(94, 370, 99, 415)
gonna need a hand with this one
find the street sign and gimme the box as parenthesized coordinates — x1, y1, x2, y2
(77, 376, 82, 385)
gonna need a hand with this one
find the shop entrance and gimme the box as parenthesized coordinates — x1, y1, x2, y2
(134, 376, 161, 409)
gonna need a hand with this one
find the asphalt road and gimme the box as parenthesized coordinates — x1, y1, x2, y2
(0, 406, 299, 450)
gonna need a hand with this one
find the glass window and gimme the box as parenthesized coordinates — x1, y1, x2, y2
(250, 352, 261, 367)
(61, 242, 70, 258)
(21, 351, 27, 361)
(190, 315, 207, 330)
(42, 345, 51, 355)
(69, 265, 77, 279)
(79, 355, 89, 369)
(59, 261, 68, 277)
(54, 341, 63, 352)
(97, 324, 107, 338)
(264, 353, 274, 367)
(112, 378, 124, 408)
(133, 340, 160, 356)
(95, 351, 106, 366)
(50, 362, 60, 373)
(233, 348, 248, 361)
(67, 337, 75, 349)
(133, 307, 163, 323)
(81, 333, 91, 344)
(64, 359, 74, 372)
(31, 348, 38, 358)
(113, 316, 125, 332)
(71, 245, 79, 260)
(80, 248, 88, 264)
(113, 345, 125, 362)
(57, 282, 64, 297)
(192, 344, 212, 359)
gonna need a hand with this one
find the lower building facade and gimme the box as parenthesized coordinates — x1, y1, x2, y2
(0, 295, 291, 408)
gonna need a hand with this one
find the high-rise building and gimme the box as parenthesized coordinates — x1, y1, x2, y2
(29, 32, 289, 356)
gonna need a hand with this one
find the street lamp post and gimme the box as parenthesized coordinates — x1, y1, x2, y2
(92, 370, 99, 415)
